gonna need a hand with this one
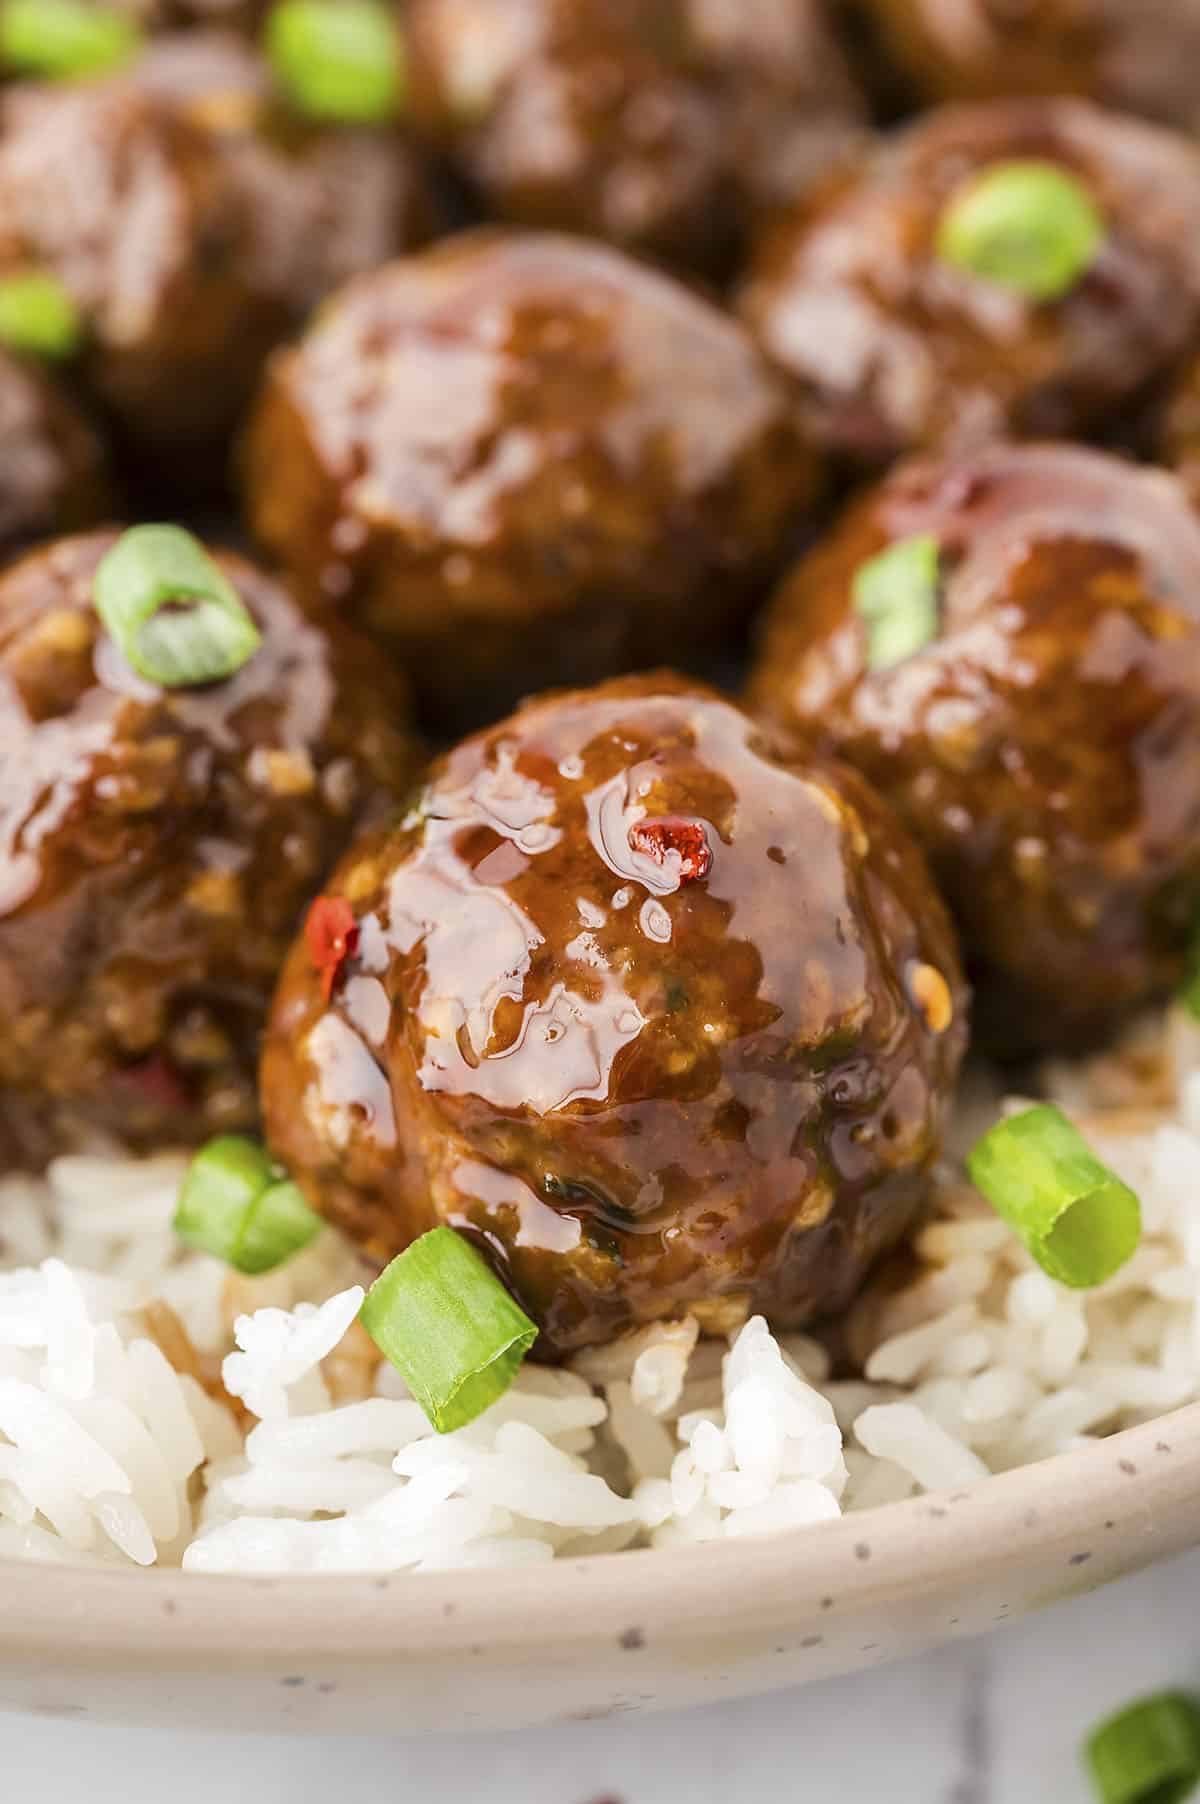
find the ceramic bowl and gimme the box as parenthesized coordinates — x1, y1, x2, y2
(1, 1401, 1197, 1737)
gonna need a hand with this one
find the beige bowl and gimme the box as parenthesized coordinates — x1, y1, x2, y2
(1, 1402, 1197, 1736)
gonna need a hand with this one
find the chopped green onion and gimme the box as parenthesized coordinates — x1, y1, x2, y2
(968, 1103, 1141, 1288)
(265, 0, 403, 124)
(93, 525, 261, 688)
(360, 1226, 538, 1434)
(175, 1135, 273, 1264)
(853, 532, 942, 671)
(1086, 1692, 1200, 1804)
(174, 1136, 322, 1275)
(231, 1179, 324, 1277)
(0, 0, 140, 79)
(936, 158, 1105, 302)
(0, 270, 82, 360)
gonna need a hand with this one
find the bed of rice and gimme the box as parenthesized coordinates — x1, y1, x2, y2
(1, 1008, 1199, 1575)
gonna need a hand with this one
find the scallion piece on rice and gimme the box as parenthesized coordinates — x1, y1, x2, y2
(93, 525, 262, 688)
(174, 1136, 322, 1275)
(0, 0, 140, 78)
(1085, 1692, 1200, 1804)
(852, 533, 941, 672)
(360, 1227, 538, 1433)
(265, 0, 403, 124)
(0, 270, 82, 360)
(967, 1104, 1141, 1288)
(231, 1179, 324, 1277)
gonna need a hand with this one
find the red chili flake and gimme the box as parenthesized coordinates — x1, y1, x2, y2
(306, 895, 359, 1002)
(627, 816, 712, 885)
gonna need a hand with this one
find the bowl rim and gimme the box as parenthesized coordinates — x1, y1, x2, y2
(2, 1400, 1197, 1664)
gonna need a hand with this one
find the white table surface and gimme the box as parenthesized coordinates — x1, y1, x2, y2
(5, 1545, 1199, 1803)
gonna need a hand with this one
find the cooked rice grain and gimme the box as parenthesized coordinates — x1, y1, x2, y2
(0, 1008, 1198, 1572)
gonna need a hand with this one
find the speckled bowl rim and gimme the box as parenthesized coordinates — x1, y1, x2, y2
(2, 1401, 1197, 1668)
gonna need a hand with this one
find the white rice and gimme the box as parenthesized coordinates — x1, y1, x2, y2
(2, 1007, 1200, 1574)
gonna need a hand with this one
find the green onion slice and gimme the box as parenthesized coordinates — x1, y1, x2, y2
(93, 525, 262, 688)
(967, 1103, 1141, 1289)
(265, 0, 403, 124)
(0, 270, 82, 360)
(0, 0, 140, 79)
(360, 1227, 538, 1434)
(174, 1136, 322, 1276)
(936, 158, 1105, 303)
(1086, 1692, 1200, 1804)
(233, 1179, 323, 1277)
(853, 532, 942, 671)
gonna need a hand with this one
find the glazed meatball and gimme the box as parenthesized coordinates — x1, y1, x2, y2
(850, 0, 1200, 131)
(748, 443, 1200, 1055)
(738, 99, 1200, 469)
(0, 33, 433, 469)
(243, 230, 819, 730)
(261, 673, 967, 1353)
(0, 348, 115, 549)
(0, 529, 422, 1157)
(138, 33, 438, 315)
(405, 0, 865, 275)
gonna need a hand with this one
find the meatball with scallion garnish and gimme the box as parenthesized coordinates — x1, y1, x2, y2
(748, 442, 1200, 1055)
(261, 672, 967, 1354)
(0, 23, 435, 475)
(738, 99, 1200, 469)
(242, 229, 820, 731)
(0, 525, 421, 1162)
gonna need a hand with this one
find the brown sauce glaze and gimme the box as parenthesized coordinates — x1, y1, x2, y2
(738, 98, 1200, 469)
(0, 33, 435, 475)
(405, 0, 866, 277)
(0, 529, 421, 1159)
(262, 673, 967, 1354)
(748, 442, 1200, 1055)
(243, 229, 820, 732)
(851, 0, 1200, 132)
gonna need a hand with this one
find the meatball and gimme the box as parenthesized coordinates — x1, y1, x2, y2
(405, 0, 865, 275)
(0, 348, 115, 549)
(242, 229, 819, 730)
(261, 673, 967, 1353)
(738, 99, 1200, 469)
(850, 0, 1200, 131)
(748, 443, 1200, 1055)
(135, 32, 435, 317)
(0, 33, 433, 469)
(0, 529, 422, 1156)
